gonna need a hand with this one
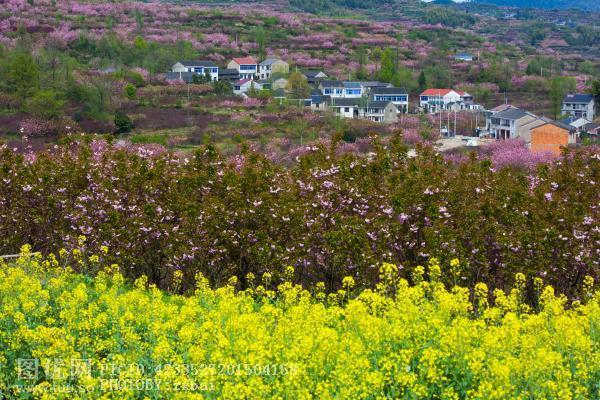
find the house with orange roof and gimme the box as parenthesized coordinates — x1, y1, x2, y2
(419, 89, 473, 113)
(227, 57, 258, 80)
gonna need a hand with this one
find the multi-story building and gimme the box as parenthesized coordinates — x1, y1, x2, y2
(228, 57, 258, 80)
(561, 94, 596, 121)
(171, 60, 219, 81)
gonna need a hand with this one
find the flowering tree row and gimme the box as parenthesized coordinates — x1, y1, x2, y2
(0, 137, 597, 296)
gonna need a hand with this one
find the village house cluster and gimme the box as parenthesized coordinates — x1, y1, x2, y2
(166, 56, 598, 152)
(484, 95, 597, 154)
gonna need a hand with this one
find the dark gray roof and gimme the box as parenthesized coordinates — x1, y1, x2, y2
(343, 81, 362, 89)
(549, 120, 576, 132)
(178, 60, 218, 68)
(494, 108, 529, 120)
(303, 70, 326, 78)
(259, 58, 285, 66)
(560, 116, 577, 124)
(219, 68, 239, 76)
(329, 98, 363, 107)
(563, 93, 593, 103)
(320, 80, 343, 88)
(165, 72, 194, 83)
(359, 81, 390, 88)
(370, 87, 408, 95)
(311, 94, 330, 104)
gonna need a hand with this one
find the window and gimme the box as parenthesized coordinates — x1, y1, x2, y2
(421, 96, 428, 101)
(240, 65, 256, 71)
(212, 68, 218, 73)
(344, 107, 350, 112)
(324, 89, 332, 95)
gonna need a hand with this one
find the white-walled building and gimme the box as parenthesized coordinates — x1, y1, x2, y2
(171, 60, 219, 81)
(228, 57, 258, 80)
(562, 94, 596, 121)
(419, 89, 473, 113)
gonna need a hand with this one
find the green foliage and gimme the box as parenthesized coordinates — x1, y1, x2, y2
(591, 79, 600, 103)
(391, 66, 415, 92)
(424, 64, 452, 88)
(379, 48, 395, 83)
(526, 56, 561, 77)
(124, 83, 137, 100)
(418, 71, 427, 91)
(213, 80, 233, 96)
(286, 71, 310, 99)
(26, 90, 65, 120)
(2, 51, 40, 97)
(548, 76, 576, 118)
(114, 111, 133, 133)
(422, 7, 477, 28)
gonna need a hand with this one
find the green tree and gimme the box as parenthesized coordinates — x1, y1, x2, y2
(114, 111, 133, 134)
(589, 79, 600, 104)
(418, 71, 427, 91)
(355, 46, 369, 80)
(286, 71, 310, 99)
(371, 47, 382, 75)
(26, 90, 64, 120)
(255, 27, 267, 61)
(392, 66, 414, 92)
(124, 83, 137, 100)
(379, 48, 395, 83)
(549, 76, 576, 119)
(213, 80, 232, 95)
(5, 51, 39, 97)
(424, 64, 452, 88)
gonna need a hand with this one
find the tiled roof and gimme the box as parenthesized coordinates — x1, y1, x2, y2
(232, 57, 257, 65)
(370, 87, 408, 94)
(165, 72, 195, 83)
(563, 93, 593, 103)
(420, 89, 454, 96)
(343, 81, 362, 88)
(493, 108, 530, 120)
(178, 60, 217, 67)
(259, 58, 285, 66)
(320, 80, 343, 87)
(219, 68, 239, 76)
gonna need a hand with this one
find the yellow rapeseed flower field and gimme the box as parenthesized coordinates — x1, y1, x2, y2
(0, 246, 599, 399)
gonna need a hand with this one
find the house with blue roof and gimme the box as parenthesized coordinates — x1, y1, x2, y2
(562, 94, 596, 121)
(172, 60, 219, 81)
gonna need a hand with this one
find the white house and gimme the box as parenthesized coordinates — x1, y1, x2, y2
(319, 80, 344, 98)
(419, 89, 472, 113)
(454, 52, 474, 62)
(258, 59, 289, 80)
(228, 57, 258, 80)
(486, 107, 545, 141)
(560, 115, 591, 131)
(233, 79, 263, 96)
(328, 98, 398, 123)
(319, 81, 366, 98)
(171, 60, 219, 81)
(369, 87, 409, 113)
(561, 94, 596, 121)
